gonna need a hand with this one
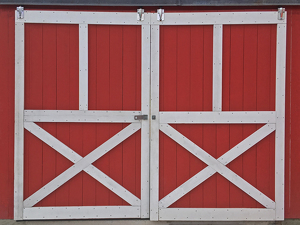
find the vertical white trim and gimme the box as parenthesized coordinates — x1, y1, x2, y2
(14, 21, 25, 220)
(275, 22, 286, 220)
(213, 24, 223, 112)
(79, 24, 88, 110)
(150, 24, 160, 221)
(141, 24, 151, 218)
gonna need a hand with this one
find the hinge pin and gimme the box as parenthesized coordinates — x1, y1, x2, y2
(278, 7, 285, 20)
(137, 8, 144, 21)
(17, 6, 24, 19)
(157, 9, 164, 21)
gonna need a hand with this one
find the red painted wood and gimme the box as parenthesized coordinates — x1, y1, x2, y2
(0, 6, 14, 218)
(285, 7, 300, 218)
(159, 26, 178, 203)
(88, 25, 142, 206)
(189, 26, 206, 208)
(242, 24, 258, 208)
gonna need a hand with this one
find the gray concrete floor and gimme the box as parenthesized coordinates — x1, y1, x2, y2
(0, 220, 299, 225)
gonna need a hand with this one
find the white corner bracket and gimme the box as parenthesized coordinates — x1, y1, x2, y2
(278, 7, 285, 20)
(157, 9, 164, 21)
(16, 6, 24, 19)
(137, 8, 145, 21)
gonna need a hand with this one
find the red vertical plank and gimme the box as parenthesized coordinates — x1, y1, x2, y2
(228, 25, 244, 207)
(219, 25, 231, 207)
(69, 24, 79, 110)
(202, 25, 216, 208)
(93, 25, 110, 206)
(160, 26, 178, 203)
(55, 25, 72, 206)
(242, 25, 258, 207)
(216, 125, 230, 208)
(0, 7, 14, 218)
(82, 124, 97, 206)
(176, 26, 191, 207)
(24, 24, 44, 206)
(189, 26, 205, 208)
(122, 26, 138, 198)
(39, 24, 57, 206)
(68, 125, 83, 206)
(109, 25, 124, 205)
(256, 24, 273, 207)
(7, 7, 15, 217)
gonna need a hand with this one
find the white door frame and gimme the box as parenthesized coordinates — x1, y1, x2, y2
(150, 11, 286, 221)
(14, 10, 150, 220)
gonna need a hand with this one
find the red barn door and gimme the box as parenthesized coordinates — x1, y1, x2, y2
(150, 11, 286, 221)
(15, 10, 150, 220)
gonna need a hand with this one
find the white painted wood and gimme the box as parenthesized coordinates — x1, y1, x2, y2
(79, 24, 88, 110)
(24, 123, 141, 208)
(150, 24, 160, 221)
(14, 21, 24, 221)
(150, 11, 285, 25)
(213, 24, 223, 112)
(23, 206, 140, 220)
(275, 22, 287, 221)
(159, 124, 275, 208)
(24, 110, 141, 123)
(159, 111, 276, 124)
(17, 11, 151, 25)
(160, 124, 275, 209)
(141, 24, 151, 218)
(24, 122, 140, 207)
(159, 208, 275, 221)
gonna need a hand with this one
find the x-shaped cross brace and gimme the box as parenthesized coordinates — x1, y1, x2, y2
(23, 122, 141, 207)
(159, 123, 276, 209)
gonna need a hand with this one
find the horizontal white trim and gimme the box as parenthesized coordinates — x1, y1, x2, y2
(151, 12, 286, 25)
(159, 111, 275, 124)
(159, 208, 275, 221)
(24, 110, 141, 123)
(23, 206, 140, 219)
(16, 11, 150, 25)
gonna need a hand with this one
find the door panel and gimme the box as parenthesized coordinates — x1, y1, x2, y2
(150, 11, 286, 221)
(15, 11, 150, 220)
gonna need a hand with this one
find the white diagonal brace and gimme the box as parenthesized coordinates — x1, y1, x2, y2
(159, 123, 275, 208)
(24, 122, 141, 207)
(160, 124, 275, 209)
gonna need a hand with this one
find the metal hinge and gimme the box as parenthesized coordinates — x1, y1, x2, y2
(157, 8, 164, 21)
(137, 8, 144, 21)
(278, 7, 285, 20)
(134, 115, 148, 120)
(16, 6, 24, 19)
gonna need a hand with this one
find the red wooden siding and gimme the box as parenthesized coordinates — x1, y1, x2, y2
(0, 5, 300, 219)
(22, 23, 141, 207)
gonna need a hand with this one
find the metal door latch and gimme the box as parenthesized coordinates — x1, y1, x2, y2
(137, 8, 144, 21)
(17, 6, 24, 19)
(134, 115, 148, 120)
(278, 7, 285, 20)
(157, 9, 164, 21)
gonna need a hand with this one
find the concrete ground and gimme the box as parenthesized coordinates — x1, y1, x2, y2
(0, 220, 300, 225)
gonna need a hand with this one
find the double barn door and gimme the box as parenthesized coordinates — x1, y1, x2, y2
(14, 9, 286, 221)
